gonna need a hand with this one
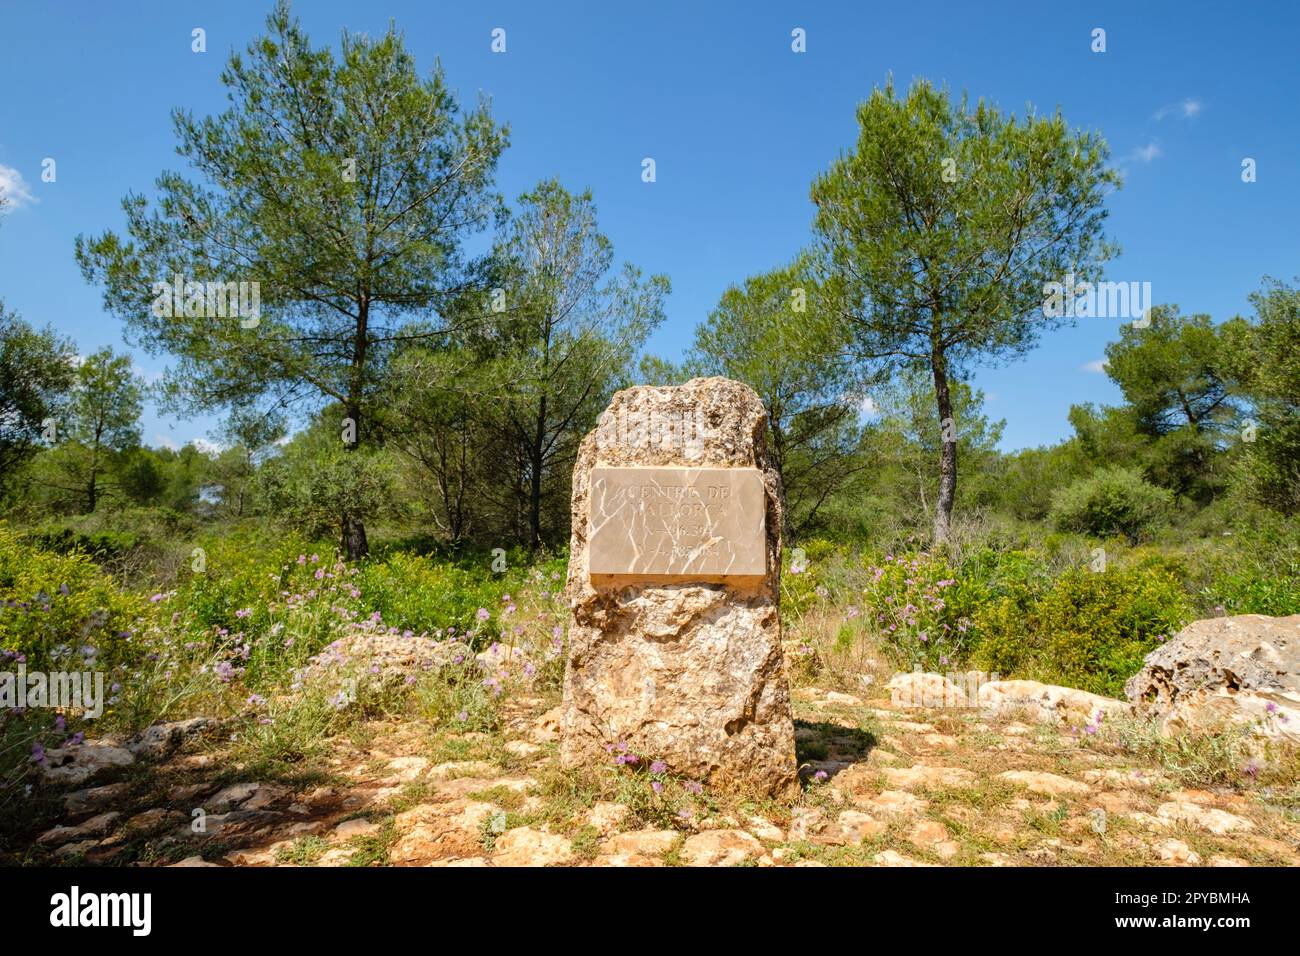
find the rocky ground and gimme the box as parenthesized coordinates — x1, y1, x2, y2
(14, 681, 1300, 867)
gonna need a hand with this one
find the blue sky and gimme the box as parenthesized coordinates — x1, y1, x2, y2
(1, 1, 1297, 453)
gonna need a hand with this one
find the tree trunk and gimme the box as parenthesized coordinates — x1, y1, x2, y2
(342, 301, 370, 561)
(342, 512, 369, 562)
(931, 348, 957, 547)
(528, 394, 547, 551)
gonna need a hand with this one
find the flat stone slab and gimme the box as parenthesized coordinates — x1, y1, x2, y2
(588, 465, 765, 582)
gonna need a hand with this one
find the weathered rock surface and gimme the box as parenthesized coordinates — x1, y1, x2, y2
(40, 741, 135, 785)
(492, 827, 574, 867)
(680, 829, 766, 866)
(126, 717, 219, 757)
(559, 378, 798, 797)
(1125, 614, 1300, 740)
(977, 679, 1130, 725)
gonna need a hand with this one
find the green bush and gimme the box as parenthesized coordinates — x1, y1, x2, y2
(1049, 467, 1173, 543)
(971, 561, 1191, 697)
(0, 524, 148, 672)
(1187, 512, 1300, 616)
(861, 551, 985, 670)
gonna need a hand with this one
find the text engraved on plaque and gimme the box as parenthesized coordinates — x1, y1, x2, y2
(588, 466, 766, 578)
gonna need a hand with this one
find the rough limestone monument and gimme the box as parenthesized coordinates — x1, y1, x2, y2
(560, 377, 799, 798)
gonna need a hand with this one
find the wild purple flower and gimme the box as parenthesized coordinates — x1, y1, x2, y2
(31, 743, 46, 764)
(683, 780, 703, 794)
(1266, 701, 1278, 714)
(477, 607, 490, 622)
(457, 710, 468, 722)
(813, 770, 829, 783)
(58, 583, 70, 596)
(650, 760, 668, 775)
(651, 781, 664, 794)
(54, 714, 66, 731)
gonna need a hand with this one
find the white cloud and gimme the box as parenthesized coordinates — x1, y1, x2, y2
(192, 438, 225, 456)
(153, 434, 179, 451)
(1129, 142, 1162, 164)
(859, 395, 880, 416)
(1154, 98, 1202, 121)
(1083, 358, 1109, 373)
(0, 164, 36, 211)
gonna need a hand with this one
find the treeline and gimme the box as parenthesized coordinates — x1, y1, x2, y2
(2, 3, 1298, 559)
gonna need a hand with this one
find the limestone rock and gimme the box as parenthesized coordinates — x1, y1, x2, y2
(1126, 614, 1300, 741)
(872, 849, 936, 867)
(888, 671, 971, 709)
(492, 827, 574, 867)
(126, 717, 218, 758)
(63, 782, 131, 818)
(996, 770, 1091, 796)
(837, 809, 885, 843)
(585, 801, 631, 836)
(882, 765, 977, 791)
(123, 808, 186, 836)
(977, 680, 1130, 725)
(1156, 839, 1202, 865)
(1154, 801, 1254, 835)
(559, 378, 798, 798)
(40, 741, 134, 786)
(680, 829, 765, 866)
(332, 818, 381, 841)
(869, 789, 929, 817)
(37, 811, 121, 846)
(602, 829, 680, 858)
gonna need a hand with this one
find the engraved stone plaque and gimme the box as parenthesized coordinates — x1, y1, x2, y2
(587, 465, 766, 579)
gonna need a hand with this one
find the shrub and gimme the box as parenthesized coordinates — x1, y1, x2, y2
(1188, 512, 1300, 616)
(860, 551, 984, 670)
(971, 560, 1191, 697)
(1049, 467, 1173, 542)
(0, 524, 148, 673)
